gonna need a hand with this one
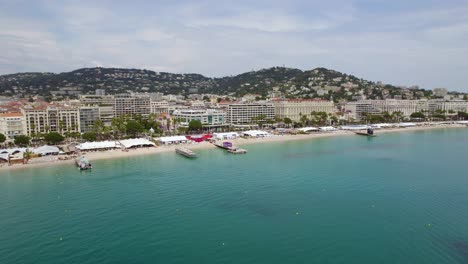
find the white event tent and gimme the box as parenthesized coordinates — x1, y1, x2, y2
(32, 145, 60, 156)
(212, 132, 239, 140)
(158, 136, 189, 145)
(397, 122, 417, 127)
(77, 141, 118, 151)
(340, 125, 368, 130)
(119, 138, 156, 149)
(319, 126, 337, 131)
(242, 130, 271, 137)
(298, 127, 320, 133)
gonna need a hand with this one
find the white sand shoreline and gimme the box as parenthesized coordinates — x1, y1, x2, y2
(1, 124, 466, 172)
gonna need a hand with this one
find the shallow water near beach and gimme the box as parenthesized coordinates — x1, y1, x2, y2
(1, 128, 468, 263)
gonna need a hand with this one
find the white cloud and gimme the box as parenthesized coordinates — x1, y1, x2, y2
(136, 29, 174, 42)
(186, 11, 330, 32)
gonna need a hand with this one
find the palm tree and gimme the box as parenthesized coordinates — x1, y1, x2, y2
(23, 150, 32, 164)
(300, 115, 309, 127)
(58, 120, 64, 134)
(392, 111, 404, 123)
(382, 111, 392, 122)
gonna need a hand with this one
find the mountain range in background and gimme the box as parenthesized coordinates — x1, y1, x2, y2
(0, 67, 466, 101)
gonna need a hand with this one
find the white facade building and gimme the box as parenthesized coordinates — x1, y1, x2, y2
(226, 103, 275, 125)
(150, 101, 169, 115)
(273, 99, 335, 122)
(0, 113, 25, 139)
(22, 106, 80, 136)
(172, 109, 226, 127)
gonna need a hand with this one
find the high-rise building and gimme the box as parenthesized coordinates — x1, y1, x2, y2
(79, 107, 100, 133)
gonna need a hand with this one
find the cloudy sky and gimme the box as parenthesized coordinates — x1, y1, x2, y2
(1, 0, 467, 91)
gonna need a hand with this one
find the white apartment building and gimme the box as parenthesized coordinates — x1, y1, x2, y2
(22, 106, 80, 135)
(367, 99, 419, 117)
(0, 113, 25, 139)
(428, 100, 468, 113)
(150, 101, 169, 115)
(344, 99, 468, 120)
(79, 95, 115, 106)
(172, 109, 226, 127)
(273, 99, 335, 122)
(114, 94, 151, 117)
(226, 103, 275, 125)
(345, 100, 423, 120)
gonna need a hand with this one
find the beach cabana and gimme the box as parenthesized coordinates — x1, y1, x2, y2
(242, 130, 271, 137)
(119, 138, 156, 149)
(77, 141, 118, 151)
(158, 136, 189, 145)
(32, 145, 60, 156)
(212, 132, 239, 140)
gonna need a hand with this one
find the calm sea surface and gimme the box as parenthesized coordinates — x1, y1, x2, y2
(1, 128, 468, 264)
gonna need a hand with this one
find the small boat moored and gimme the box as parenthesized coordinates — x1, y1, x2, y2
(227, 148, 247, 154)
(214, 141, 233, 150)
(354, 127, 376, 137)
(175, 147, 198, 158)
(75, 156, 92, 170)
(214, 141, 248, 154)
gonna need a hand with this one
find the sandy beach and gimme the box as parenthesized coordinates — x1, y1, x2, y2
(1, 124, 466, 172)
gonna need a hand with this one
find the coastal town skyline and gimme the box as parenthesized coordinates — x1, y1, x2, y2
(1, 0, 468, 91)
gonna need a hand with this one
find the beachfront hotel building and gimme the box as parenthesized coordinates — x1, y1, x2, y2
(172, 109, 226, 127)
(427, 100, 468, 113)
(272, 99, 335, 122)
(226, 103, 275, 125)
(22, 105, 80, 135)
(343, 99, 468, 120)
(0, 112, 25, 139)
(345, 100, 421, 120)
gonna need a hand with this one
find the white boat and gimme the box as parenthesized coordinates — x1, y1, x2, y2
(227, 148, 247, 154)
(75, 156, 92, 170)
(175, 147, 198, 158)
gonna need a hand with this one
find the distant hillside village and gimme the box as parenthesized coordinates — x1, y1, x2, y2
(0, 67, 467, 145)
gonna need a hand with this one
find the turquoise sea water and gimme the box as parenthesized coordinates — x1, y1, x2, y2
(1, 128, 468, 264)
